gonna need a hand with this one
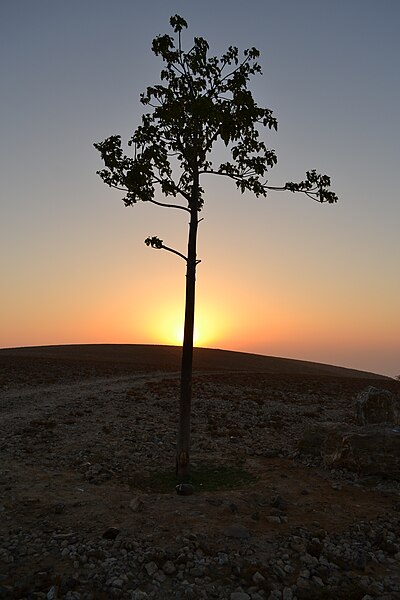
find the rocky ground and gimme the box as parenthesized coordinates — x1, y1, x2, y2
(1, 350, 400, 599)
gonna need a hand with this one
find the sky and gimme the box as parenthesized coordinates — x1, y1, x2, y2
(1, 0, 399, 377)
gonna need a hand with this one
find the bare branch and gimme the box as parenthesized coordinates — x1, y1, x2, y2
(109, 184, 129, 192)
(145, 236, 187, 262)
(147, 198, 190, 212)
(162, 244, 188, 262)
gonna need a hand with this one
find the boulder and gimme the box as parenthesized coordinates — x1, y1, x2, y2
(321, 424, 400, 478)
(299, 422, 400, 479)
(355, 386, 400, 425)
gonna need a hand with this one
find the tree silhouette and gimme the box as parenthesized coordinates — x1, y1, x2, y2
(94, 15, 337, 480)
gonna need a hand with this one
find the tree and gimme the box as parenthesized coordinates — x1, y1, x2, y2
(94, 15, 337, 480)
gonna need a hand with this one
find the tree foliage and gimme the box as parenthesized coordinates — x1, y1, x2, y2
(95, 14, 337, 229)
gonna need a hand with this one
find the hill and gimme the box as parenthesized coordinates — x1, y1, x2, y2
(0, 343, 389, 380)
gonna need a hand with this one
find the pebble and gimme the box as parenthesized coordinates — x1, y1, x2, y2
(267, 516, 281, 524)
(145, 561, 158, 576)
(252, 571, 265, 584)
(223, 525, 251, 539)
(129, 497, 144, 512)
(163, 560, 176, 575)
(176, 484, 194, 496)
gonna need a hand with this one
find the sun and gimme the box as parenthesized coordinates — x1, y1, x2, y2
(152, 308, 215, 348)
(176, 326, 201, 347)
(147, 301, 229, 349)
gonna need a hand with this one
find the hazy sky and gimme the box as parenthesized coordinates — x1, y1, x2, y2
(1, 0, 399, 376)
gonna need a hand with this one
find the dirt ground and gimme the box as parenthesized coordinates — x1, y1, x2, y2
(0, 346, 399, 598)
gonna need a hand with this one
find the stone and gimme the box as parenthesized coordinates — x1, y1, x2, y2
(84, 463, 113, 484)
(252, 571, 265, 584)
(223, 524, 251, 539)
(162, 560, 176, 575)
(290, 536, 306, 553)
(47, 587, 58, 600)
(267, 516, 281, 524)
(356, 387, 400, 425)
(144, 561, 158, 576)
(131, 592, 149, 600)
(102, 527, 120, 540)
(217, 552, 229, 564)
(176, 483, 194, 496)
(230, 593, 250, 600)
(322, 424, 400, 479)
(129, 497, 144, 512)
(153, 570, 166, 582)
(299, 422, 400, 479)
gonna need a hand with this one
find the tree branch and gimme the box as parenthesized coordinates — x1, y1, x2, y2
(162, 244, 188, 262)
(200, 172, 336, 203)
(147, 198, 190, 212)
(145, 236, 188, 262)
(199, 169, 242, 181)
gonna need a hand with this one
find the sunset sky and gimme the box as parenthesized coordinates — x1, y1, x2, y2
(1, 1, 399, 376)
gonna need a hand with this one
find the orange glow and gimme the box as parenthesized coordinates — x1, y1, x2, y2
(146, 300, 230, 348)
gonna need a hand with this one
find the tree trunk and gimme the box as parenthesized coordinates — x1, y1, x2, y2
(176, 179, 199, 480)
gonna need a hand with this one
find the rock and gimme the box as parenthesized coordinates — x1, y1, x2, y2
(230, 593, 250, 600)
(252, 571, 265, 584)
(282, 587, 293, 600)
(267, 516, 281, 524)
(217, 552, 229, 565)
(223, 524, 251, 539)
(356, 387, 400, 425)
(176, 483, 194, 496)
(153, 570, 166, 582)
(47, 587, 58, 600)
(322, 424, 400, 479)
(144, 561, 158, 576)
(290, 536, 306, 553)
(131, 591, 149, 600)
(300, 422, 400, 479)
(129, 497, 144, 512)
(331, 483, 342, 490)
(162, 560, 176, 575)
(102, 527, 120, 540)
(84, 463, 113, 484)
